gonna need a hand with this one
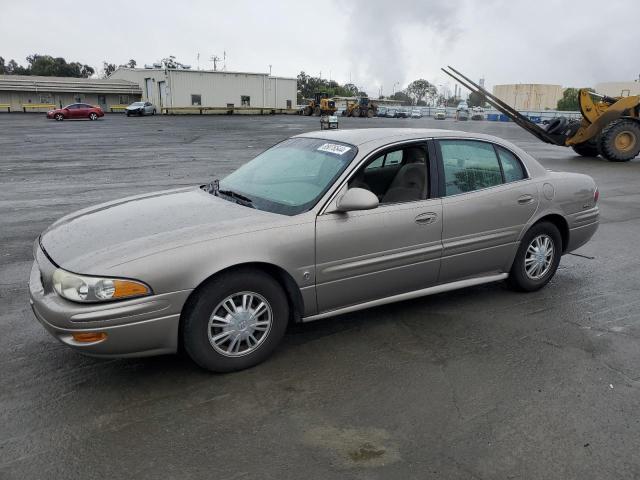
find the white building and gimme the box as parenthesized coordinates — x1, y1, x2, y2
(595, 81, 640, 98)
(0, 75, 141, 112)
(110, 67, 297, 112)
(492, 84, 563, 110)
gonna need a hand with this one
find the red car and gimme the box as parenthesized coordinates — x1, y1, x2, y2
(46, 103, 104, 121)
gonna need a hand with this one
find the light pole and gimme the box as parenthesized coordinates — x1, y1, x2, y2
(392, 82, 399, 95)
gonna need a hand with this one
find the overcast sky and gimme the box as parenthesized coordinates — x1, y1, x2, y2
(2, 0, 639, 96)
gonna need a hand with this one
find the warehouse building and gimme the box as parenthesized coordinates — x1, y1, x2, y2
(0, 75, 142, 112)
(595, 81, 640, 98)
(492, 84, 563, 110)
(109, 67, 297, 113)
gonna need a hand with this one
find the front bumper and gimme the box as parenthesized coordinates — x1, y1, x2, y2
(29, 246, 192, 358)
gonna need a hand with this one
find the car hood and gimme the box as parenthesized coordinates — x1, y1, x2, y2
(126, 105, 143, 109)
(40, 186, 279, 274)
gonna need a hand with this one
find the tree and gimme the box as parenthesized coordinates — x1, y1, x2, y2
(296, 71, 366, 103)
(468, 91, 486, 107)
(102, 61, 116, 78)
(125, 59, 136, 68)
(557, 88, 579, 111)
(406, 79, 437, 105)
(389, 90, 413, 105)
(0, 57, 4, 74)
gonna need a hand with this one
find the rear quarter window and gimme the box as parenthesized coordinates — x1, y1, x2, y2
(496, 146, 527, 182)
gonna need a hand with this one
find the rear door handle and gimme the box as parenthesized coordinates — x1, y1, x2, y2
(415, 212, 438, 224)
(517, 195, 534, 205)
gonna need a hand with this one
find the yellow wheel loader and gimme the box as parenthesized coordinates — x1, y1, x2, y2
(302, 92, 337, 116)
(443, 66, 640, 162)
(343, 97, 377, 118)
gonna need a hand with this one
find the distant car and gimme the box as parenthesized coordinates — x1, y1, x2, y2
(377, 107, 387, 117)
(396, 108, 409, 119)
(410, 108, 422, 119)
(46, 103, 104, 121)
(471, 107, 484, 120)
(457, 101, 469, 111)
(29, 128, 599, 372)
(386, 108, 398, 118)
(434, 108, 446, 120)
(126, 101, 156, 116)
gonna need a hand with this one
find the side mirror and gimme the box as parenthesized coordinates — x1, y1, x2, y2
(335, 188, 379, 212)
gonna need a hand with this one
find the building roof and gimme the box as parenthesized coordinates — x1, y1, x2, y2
(114, 67, 296, 81)
(0, 75, 142, 94)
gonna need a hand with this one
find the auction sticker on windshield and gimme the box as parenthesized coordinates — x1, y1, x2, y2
(317, 143, 352, 155)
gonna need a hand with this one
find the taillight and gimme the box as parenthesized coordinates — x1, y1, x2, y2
(594, 187, 599, 203)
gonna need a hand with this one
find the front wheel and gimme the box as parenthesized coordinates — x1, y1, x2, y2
(182, 269, 289, 372)
(507, 221, 562, 292)
(54, 113, 64, 121)
(89, 112, 98, 121)
(599, 119, 640, 162)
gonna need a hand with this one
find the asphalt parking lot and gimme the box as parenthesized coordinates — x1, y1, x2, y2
(1, 113, 640, 479)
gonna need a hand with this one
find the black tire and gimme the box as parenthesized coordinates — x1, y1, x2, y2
(89, 112, 98, 121)
(182, 269, 289, 372)
(572, 140, 599, 157)
(54, 113, 64, 121)
(598, 119, 640, 162)
(152, 109, 156, 115)
(313, 106, 321, 116)
(545, 116, 568, 135)
(507, 221, 562, 292)
(126, 112, 130, 117)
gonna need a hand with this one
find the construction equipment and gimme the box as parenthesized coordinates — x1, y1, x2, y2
(442, 66, 640, 162)
(344, 97, 377, 118)
(301, 92, 336, 116)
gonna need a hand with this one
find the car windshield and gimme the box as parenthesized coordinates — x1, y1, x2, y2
(218, 137, 357, 215)
(131, 102, 145, 106)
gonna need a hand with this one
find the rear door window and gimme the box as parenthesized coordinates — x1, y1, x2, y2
(439, 140, 503, 195)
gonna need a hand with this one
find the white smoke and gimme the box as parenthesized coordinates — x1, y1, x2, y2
(343, 0, 461, 95)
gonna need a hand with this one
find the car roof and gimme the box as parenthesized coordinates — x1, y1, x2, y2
(295, 128, 503, 147)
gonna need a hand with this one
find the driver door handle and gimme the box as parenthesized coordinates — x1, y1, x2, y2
(415, 212, 438, 224)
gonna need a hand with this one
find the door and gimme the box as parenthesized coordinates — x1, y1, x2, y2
(158, 81, 166, 110)
(67, 104, 81, 118)
(145, 78, 153, 102)
(97, 95, 107, 111)
(436, 139, 539, 282)
(315, 144, 443, 313)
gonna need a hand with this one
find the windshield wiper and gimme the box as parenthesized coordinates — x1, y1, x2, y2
(218, 189, 255, 208)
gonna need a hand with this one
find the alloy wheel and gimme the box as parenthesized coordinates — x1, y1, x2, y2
(207, 291, 273, 357)
(524, 234, 555, 280)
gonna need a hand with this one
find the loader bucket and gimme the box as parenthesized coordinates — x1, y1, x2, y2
(441, 66, 567, 146)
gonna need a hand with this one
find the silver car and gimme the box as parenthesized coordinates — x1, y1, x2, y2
(29, 129, 599, 372)
(126, 101, 156, 116)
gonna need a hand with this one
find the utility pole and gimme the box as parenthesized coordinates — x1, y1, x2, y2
(269, 64, 272, 75)
(210, 55, 220, 71)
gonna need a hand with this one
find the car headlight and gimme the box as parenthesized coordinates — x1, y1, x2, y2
(52, 268, 152, 303)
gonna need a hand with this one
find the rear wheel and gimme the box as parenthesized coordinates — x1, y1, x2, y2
(598, 119, 640, 162)
(313, 106, 321, 116)
(507, 221, 562, 292)
(572, 140, 599, 157)
(366, 108, 373, 118)
(89, 112, 98, 121)
(182, 269, 289, 372)
(351, 108, 360, 118)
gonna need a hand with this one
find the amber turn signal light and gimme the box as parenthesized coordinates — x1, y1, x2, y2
(72, 332, 107, 343)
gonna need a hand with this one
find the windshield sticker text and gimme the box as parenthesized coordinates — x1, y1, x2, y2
(317, 143, 351, 155)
